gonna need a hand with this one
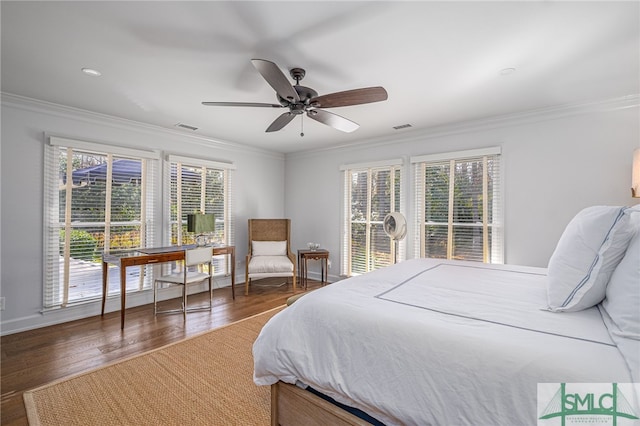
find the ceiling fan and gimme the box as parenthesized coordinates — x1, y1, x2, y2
(202, 59, 388, 135)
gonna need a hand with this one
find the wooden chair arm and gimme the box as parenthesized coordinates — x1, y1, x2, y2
(287, 252, 296, 272)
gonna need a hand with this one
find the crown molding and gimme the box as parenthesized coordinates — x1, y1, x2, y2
(3, 92, 636, 161)
(288, 94, 640, 159)
(0, 92, 284, 160)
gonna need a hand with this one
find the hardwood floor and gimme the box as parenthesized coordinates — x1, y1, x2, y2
(1, 279, 323, 425)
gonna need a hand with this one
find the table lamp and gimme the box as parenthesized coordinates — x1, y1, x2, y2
(187, 213, 215, 246)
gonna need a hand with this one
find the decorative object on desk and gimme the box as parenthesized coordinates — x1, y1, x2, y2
(187, 213, 215, 246)
(632, 148, 640, 198)
(307, 242, 320, 251)
(384, 212, 407, 264)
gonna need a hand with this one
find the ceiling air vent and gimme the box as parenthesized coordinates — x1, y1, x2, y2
(393, 124, 412, 130)
(175, 123, 198, 131)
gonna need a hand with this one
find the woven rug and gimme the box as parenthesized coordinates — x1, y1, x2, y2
(23, 306, 284, 425)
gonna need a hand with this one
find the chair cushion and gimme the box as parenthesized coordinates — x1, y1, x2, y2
(155, 271, 211, 285)
(248, 255, 293, 274)
(252, 240, 287, 256)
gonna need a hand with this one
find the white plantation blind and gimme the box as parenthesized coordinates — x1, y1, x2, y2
(165, 155, 235, 275)
(412, 147, 503, 263)
(43, 137, 159, 308)
(341, 159, 403, 276)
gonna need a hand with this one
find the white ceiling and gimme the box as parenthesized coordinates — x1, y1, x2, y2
(2, 1, 638, 154)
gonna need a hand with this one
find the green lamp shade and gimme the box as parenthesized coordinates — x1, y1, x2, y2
(187, 213, 215, 234)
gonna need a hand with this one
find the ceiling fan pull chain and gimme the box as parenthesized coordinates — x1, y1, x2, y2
(300, 115, 304, 137)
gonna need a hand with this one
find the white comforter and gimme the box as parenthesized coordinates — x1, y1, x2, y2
(253, 259, 636, 425)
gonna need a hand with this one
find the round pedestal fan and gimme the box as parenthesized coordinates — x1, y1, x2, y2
(383, 212, 407, 264)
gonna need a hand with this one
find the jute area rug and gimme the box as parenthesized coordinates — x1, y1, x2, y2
(23, 306, 285, 425)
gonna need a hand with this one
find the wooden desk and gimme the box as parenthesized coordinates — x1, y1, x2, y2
(297, 249, 329, 290)
(102, 245, 235, 329)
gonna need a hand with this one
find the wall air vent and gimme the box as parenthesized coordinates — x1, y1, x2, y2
(175, 123, 198, 131)
(393, 124, 412, 130)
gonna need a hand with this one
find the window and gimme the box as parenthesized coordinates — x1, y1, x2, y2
(44, 137, 159, 308)
(341, 160, 403, 276)
(412, 147, 502, 263)
(165, 155, 235, 276)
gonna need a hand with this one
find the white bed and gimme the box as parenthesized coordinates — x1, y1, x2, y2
(253, 206, 640, 425)
(254, 259, 636, 425)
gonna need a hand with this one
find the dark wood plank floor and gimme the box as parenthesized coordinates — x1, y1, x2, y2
(1, 279, 322, 425)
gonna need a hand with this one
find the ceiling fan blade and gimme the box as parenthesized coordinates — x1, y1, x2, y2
(307, 109, 359, 133)
(266, 112, 296, 132)
(202, 101, 283, 108)
(311, 87, 388, 108)
(251, 59, 300, 103)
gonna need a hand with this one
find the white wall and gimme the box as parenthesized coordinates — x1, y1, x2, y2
(0, 95, 286, 334)
(2, 95, 638, 334)
(285, 97, 640, 280)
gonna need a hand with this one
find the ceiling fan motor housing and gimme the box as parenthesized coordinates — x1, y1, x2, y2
(277, 85, 318, 109)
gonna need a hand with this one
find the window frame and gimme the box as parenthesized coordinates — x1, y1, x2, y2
(43, 136, 160, 308)
(164, 154, 235, 277)
(411, 147, 503, 264)
(43, 140, 239, 310)
(340, 159, 404, 277)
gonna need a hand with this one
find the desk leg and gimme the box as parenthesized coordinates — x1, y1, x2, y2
(101, 261, 108, 316)
(120, 266, 127, 330)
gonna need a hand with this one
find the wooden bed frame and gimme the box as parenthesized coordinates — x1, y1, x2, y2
(271, 381, 371, 426)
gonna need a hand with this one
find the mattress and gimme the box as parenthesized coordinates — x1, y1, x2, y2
(253, 258, 637, 425)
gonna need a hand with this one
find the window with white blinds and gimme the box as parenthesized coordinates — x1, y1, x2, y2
(341, 160, 402, 276)
(412, 147, 503, 263)
(43, 137, 159, 308)
(165, 155, 235, 275)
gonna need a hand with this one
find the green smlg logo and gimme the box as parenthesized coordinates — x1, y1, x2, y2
(539, 383, 639, 425)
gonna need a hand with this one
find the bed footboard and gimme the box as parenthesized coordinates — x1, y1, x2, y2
(271, 381, 370, 426)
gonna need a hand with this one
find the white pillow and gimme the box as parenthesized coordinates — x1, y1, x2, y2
(252, 240, 287, 256)
(547, 205, 634, 312)
(603, 210, 640, 339)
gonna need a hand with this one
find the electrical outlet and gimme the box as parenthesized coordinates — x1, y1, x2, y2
(0, 297, 5, 311)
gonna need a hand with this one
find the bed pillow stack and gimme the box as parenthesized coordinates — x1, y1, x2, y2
(602, 208, 640, 339)
(546, 205, 636, 312)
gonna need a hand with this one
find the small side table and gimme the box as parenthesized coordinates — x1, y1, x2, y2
(213, 245, 235, 300)
(297, 249, 329, 290)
